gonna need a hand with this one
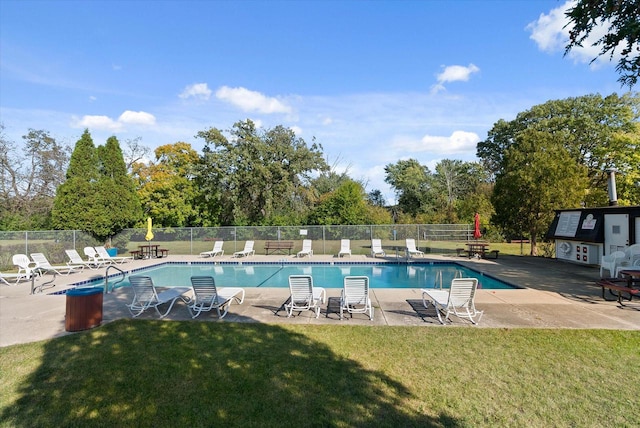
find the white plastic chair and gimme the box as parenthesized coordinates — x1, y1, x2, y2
(421, 278, 483, 325)
(297, 239, 313, 258)
(340, 276, 373, 320)
(614, 245, 640, 277)
(285, 275, 326, 318)
(188, 276, 244, 319)
(127, 276, 191, 318)
(233, 241, 255, 258)
(338, 239, 351, 257)
(12, 254, 39, 283)
(406, 239, 424, 258)
(600, 250, 626, 278)
(200, 241, 224, 258)
(371, 239, 385, 258)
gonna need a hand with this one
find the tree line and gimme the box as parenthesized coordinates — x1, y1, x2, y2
(1, 93, 639, 254)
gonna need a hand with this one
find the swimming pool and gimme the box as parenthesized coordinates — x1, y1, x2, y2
(94, 261, 517, 290)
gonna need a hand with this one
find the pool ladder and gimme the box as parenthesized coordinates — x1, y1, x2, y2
(104, 265, 126, 293)
(434, 269, 464, 288)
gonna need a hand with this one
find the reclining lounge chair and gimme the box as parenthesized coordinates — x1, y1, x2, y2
(188, 276, 245, 319)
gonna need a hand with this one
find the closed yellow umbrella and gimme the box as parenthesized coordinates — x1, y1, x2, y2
(145, 217, 154, 242)
(145, 217, 154, 258)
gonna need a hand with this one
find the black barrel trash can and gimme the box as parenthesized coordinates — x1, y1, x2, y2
(65, 287, 103, 332)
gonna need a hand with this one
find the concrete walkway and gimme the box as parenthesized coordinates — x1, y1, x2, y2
(1, 253, 638, 347)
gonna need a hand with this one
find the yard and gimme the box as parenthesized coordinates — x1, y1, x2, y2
(1, 321, 638, 427)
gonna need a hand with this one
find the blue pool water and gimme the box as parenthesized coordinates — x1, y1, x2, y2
(99, 262, 517, 290)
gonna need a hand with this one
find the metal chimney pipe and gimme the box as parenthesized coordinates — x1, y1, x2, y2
(606, 168, 618, 206)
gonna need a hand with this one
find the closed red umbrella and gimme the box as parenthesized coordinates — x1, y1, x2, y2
(473, 213, 482, 240)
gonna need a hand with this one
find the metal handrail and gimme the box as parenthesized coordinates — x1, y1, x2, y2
(105, 265, 126, 293)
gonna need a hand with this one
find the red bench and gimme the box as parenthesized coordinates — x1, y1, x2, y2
(596, 279, 639, 305)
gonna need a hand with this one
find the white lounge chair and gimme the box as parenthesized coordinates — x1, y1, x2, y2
(84, 246, 113, 266)
(421, 278, 483, 325)
(200, 241, 224, 258)
(297, 239, 313, 258)
(233, 241, 255, 258)
(30, 253, 81, 276)
(127, 275, 191, 318)
(95, 246, 133, 264)
(285, 275, 326, 318)
(65, 249, 103, 270)
(188, 276, 245, 319)
(338, 239, 351, 257)
(340, 276, 374, 320)
(599, 250, 626, 278)
(406, 239, 424, 258)
(12, 254, 39, 283)
(0, 270, 22, 285)
(371, 239, 385, 258)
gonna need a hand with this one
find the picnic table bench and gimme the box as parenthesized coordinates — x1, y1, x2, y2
(596, 279, 640, 305)
(264, 240, 294, 255)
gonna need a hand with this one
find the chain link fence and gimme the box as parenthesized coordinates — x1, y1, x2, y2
(0, 224, 476, 269)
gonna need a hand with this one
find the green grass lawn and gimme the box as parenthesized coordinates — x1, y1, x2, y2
(1, 321, 638, 427)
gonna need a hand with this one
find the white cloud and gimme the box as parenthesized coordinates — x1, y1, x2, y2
(118, 110, 156, 125)
(392, 130, 480, 155)
(526, 1, 573, 53)
(290, 125, 303, 135)
(526, 0, 626, 66)
(431, 64, 480, 93)
(71, 110, 156, 131)
(215, 86, 292, 114)
(179, 83, 212, 100)
(73, 115, 122, 131)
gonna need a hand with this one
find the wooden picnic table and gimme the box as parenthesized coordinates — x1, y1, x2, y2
(466, 242, 489, 258)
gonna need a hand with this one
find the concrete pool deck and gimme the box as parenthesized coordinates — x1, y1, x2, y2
(1, 253, 638, 347)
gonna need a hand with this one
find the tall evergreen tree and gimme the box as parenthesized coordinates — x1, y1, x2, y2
(51, 129, 100, 233)
(52, 131, 141, 243)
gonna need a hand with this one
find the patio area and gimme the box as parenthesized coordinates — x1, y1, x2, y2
(1, 253, 639, 347)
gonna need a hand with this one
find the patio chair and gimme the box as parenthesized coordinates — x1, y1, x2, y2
(340, 276, 373, 320)
(200, 240, 224, 258)
(127, 275, 191, 318)
(65, 249, 103, 270)
(30, 252, 81, 276)
(406, 239, 424, 258)
(371, 239, 386, 258)
(599, 250, 626, 278)
(615, 244, 640, 277)
(233, 240, 255, 258)
(421, 278, 483, 325)
(285, 275, 326, 318)
(1, 270, 22, 285)
(84, 246, 114, 266)
(297, 239, 313, 258)
(338, 239, 351, 257)
(188, 276, 245, 319)
(95, 246, 133, 264)
(12, 254, 39, 283)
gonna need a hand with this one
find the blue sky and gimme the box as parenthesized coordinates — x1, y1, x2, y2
(0, 0, 626, 204)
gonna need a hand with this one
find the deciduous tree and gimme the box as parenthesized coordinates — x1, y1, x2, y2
(196, 120, 328, 226)
(0, 126, 70, 229)
(491, 129, 587, 255)
(565, 0, 640, 87)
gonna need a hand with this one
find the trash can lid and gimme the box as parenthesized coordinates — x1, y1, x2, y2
(66, 287, 103, 297)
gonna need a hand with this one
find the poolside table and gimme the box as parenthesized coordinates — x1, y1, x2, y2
(139, 244, 160, 259)
(466, 242, 489, 258)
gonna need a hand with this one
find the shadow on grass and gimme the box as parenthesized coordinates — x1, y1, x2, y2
(2, 319, 461, 427)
